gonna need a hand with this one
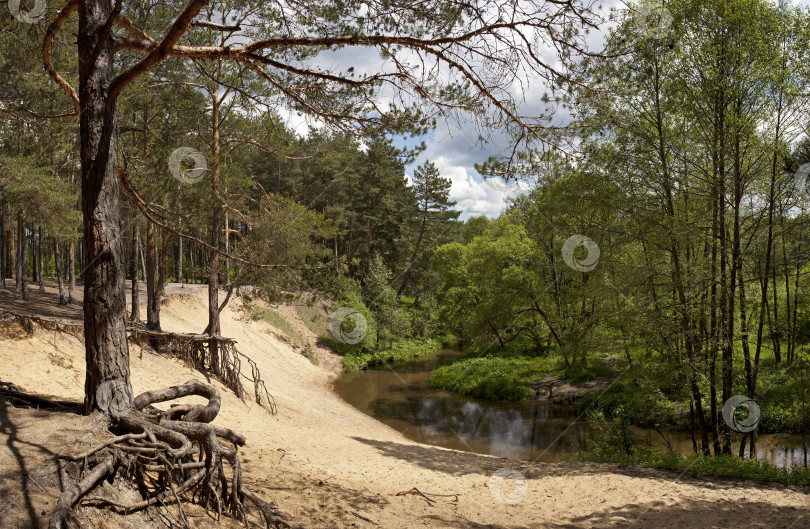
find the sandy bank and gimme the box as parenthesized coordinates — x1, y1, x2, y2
(1, 285, 808, 528)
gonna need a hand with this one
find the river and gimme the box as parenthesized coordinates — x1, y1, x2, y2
(334, 349, 810, 469)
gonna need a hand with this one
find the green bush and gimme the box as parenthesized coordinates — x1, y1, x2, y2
(428, 356, 535, 401)
(585, 407, 644, 456)
(340, 338, 442, 371)
(576, 448, 810, 486)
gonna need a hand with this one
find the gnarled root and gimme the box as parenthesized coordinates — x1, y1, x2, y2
(49, 379, 301, 529)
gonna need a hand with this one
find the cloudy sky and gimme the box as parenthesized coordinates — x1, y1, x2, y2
(401, 0, 810, 220)
(270, 0, 625, 220)
(398, 3, 618, 220)
(279, 0, 810, 220)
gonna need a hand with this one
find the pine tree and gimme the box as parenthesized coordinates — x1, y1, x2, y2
(398, 160, 460, 296)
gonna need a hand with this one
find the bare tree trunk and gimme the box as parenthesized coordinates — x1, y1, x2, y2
(16, 212, 28, 300)
(398, 217, 427, 297)
(130, 224, 140, 321)
(31, 224, 38, 285)
(0, 198, 5, 289)
(67, 242, 75, 304)
(176, 235, 183, 283)
(54, 238, 68, 305)
(772, 233, 782, 362)
(146, 222, 161, 330)
(38, 226, 46, 292)
(207, 86, 223, 373)
(224, 209, 230, 285)
(77, 0, 131, 413)
(138, 235, 147, 281)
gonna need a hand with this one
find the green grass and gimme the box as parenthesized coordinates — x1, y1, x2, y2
(428, 354, 616, 401)
(576, 448, 810, 485)
(428, 356, 536, 400)
(251, 305, 306, 348)
(331, 337, 443, 371)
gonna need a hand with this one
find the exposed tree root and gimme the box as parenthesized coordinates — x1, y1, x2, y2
(1, 310, 276, 414)
(49, 379, 300, 529)
(0, 310, 83, 336)
(129, 329, 276, 413)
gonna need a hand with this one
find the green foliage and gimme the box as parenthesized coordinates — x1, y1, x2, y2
(341, 338, 442, 371)
(585, 407, 643, 456)
(250, 305, 306, 348)
(576, 448, 810, 486)
(428, 356, 538, 401)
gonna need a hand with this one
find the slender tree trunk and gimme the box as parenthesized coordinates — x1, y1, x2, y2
(0, 198, 5, 289)
(4, 223, 12, 284)
(791, 249, 801, 362)
(38, 226, 45, 292)
(54, 238, 68, 305)
(207, 85, 223, 373)
(16, 212, 28, 300)
(176, 235, 183, 283)
(130, 224, 140, 321)
(146, 221, 161, 330)
(138, 234, 147, 282)
(398, 218, 427, 297)
(32, 224, 38, 285)
(78, 0, 131, 413)
(652, 53, 709, 453)
(67, 242, 75, 304)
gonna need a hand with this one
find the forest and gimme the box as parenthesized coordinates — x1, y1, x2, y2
(2, 0, 810, 528)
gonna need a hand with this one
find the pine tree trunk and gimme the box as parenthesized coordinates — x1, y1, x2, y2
(4, 205, 12, 281)
(38, 226, 45, 292)
(146, 221, 161, 330)
(207, 207, 222, 368)
(398, 218, 427, 297)
(130, 224, 140, 321)
(176, 235, 183, 283)
(78, 0, 131, 413)
(68, 242, 75, 304)
(138, 235, 147, 282)
(16, 213, 28, 300)
(31, 224, 38, 285)
(207, 90, 222, 372)
(54, 238, 68, 305)
(0, 198, 5, 289)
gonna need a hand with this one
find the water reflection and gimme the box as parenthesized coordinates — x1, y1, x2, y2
(334, 350, 810, 469)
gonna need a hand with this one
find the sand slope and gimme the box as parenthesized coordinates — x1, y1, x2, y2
(1, 286, 809, 528)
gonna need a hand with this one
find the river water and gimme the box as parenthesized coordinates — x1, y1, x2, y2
(333, 349, 810, 469)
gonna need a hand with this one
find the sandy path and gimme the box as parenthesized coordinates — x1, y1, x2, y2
(1, 287, 809, 528)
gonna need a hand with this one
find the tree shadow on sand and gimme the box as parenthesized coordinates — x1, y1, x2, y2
(0, 384, 83, 529)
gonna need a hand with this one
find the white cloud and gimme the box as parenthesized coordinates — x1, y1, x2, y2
(407, 153, 517, 220)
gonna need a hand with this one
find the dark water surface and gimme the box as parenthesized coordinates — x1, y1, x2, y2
(333, 349, 810, 469)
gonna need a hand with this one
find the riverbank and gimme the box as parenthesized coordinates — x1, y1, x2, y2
(1, 285, 809, 528)
(428, 354, 616, 402)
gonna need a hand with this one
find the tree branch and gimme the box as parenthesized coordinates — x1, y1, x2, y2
(42, 0, 80, 114)
(110, 0, 212, 99)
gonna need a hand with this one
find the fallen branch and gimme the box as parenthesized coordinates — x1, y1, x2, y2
(394, 487, 460, 505)
(350, 510, 378, 525)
